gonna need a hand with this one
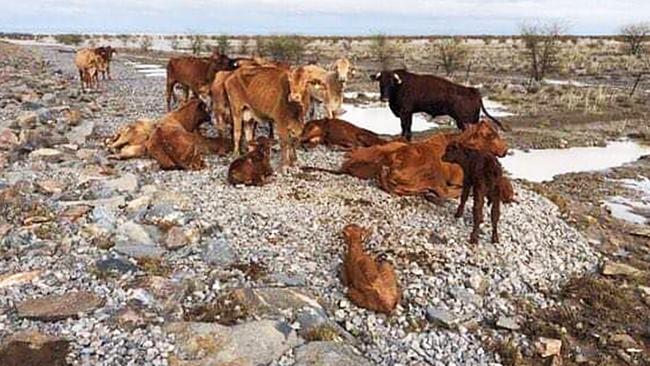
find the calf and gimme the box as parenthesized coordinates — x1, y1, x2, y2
(94, 46, 116, 80)
(301, 118, 385, 149)
(227, 137, 273, 186)
(74, 48, 105, 92)
(371, 69, 506, 140)
(442, 142, 515, 244)
(325, 58, 355, 117)
(341, 224, 400, 314)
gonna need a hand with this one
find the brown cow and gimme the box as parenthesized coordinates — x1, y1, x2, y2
(145, 99, 226, 170)
(94, 46, 117, 80)
(166, 53, 236, 111)
(288, 65, 333, 120)
(336, 120, 507, 198)
(325, 58, 355, 117)
(371, 69, 506, 140)
(341, 224, 400, 314)
(74, 48, 105, 92)
(300, 118, 385, 149)
(224, 66, 308, 168)
(442, 143, 516, 244)
(227, 137, 273, 186)
(107, 118, 156, 160)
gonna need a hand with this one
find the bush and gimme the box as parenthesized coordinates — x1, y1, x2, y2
(370, 34, 400, 69)
(258, 35, 305, 63)
(433, 37, 470, 76)
(216, 34, 230, 55)
(140, 36, 153, 52)
(170, 37, 181, 51)
(189, 34, 205, 55)
(620, 22, 650, 56)
(54, 34, 83, 46)
(519, 20, 568, 81)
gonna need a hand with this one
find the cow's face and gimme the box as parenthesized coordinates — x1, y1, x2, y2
(300, 121, 324, 146)
(458, 120, 508, 157)
(371, 71, 402, 102)
(342, 224, 371, 245)
(287, 68, 305, 104)
(332, 58, 354, 83)
(441, 142, 466, 165)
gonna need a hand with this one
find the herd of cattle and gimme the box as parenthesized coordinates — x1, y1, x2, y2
(72, 46, 517, 314)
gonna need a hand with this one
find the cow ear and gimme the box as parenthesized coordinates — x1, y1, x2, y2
(393, 73, 402, 84)
(370, 72, 381, 81)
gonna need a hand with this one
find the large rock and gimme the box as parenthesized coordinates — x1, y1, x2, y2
(202, 236, 238, 266)
(0, 270, 41, 289)
(166, 320, 302, 366)
(425, 307, 460, 329)
(294, 342, 372, 366)
(602, 262, 641, 277)
(0, 128, 18, 150)
(230, 287, 324, 316)
(29, 148, 63, 162)
(68, 120, 95, 145)
(102, 173, 139, 194)
(113, 244, 165, 260)
(0, 330, 69, 366)
(16, 291, 104, 321)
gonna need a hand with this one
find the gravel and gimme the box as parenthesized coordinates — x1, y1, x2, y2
(0, 43, 601, 366)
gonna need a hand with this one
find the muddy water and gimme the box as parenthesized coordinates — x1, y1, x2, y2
(604, 178, 650, 225)
(126, 61, 166, 78)
(501, 141, 650, 183)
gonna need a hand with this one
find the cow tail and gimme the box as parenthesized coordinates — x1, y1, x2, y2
(300, 166, 345, 175)
(480, 99, 507, 131)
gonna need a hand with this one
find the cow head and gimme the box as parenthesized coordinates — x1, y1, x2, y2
(441, 142, 467, 165)
(288, 67, 327, 105)
(211, 51, 236, 71)
(456, 120, 508, 157)
(300, 120, 325, 147)
(331, 58, 354, 83)
(342, 224, 371, 246)
(371, 71, 402, 102)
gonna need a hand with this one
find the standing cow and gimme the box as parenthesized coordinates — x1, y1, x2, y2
(371, 69, 506, 141)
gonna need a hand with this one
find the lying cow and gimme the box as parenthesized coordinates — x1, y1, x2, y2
(300, 118, 385, 149)
(166, 52, 236, 111)
(334, 120, 506, 198)
(442, 142, 516, 244)
(94, 46, 117, 80)
(341, 224, 400, 314)
(107, 118, 156, 160)
(227, 137, 273, 186)
(371, 69, 506, 140)
(75, 48, 105, 92)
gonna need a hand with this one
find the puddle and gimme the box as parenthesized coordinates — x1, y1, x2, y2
(340, 97, 512, 136)
(125, 61, 166, 78)
(604, 177, 650, 225)
(341, 103, 437, 135)
(501, 141, 650, 183)
(545, 79, 590, 88)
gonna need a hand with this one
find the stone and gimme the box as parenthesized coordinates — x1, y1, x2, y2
(117, 221, 155, 245)
(64, 109, 82, 126)
(103, 173, 139, 194)
(164, 226, 198, 250)
(294, 342, 372, 366)
(602, 262, 641, 277)
(36, 179, 64, 194)
(68, 120, 95, 145)
(535, 337, 562, 358)
(0, 330, 69, 366)
(0, 128, 18, 150)
(449, 286, 483, 306)
(425, 307, 460, 329)
(166, 320, 302, 366)
(202, 236, 238, 266)
(16, 291, 104, 321)
(496, 316, 520, 331)
(95, 257, 139, 275)
(0, 270, 41, 289)
(16, 112, 38, 129)
(29, 148, 63, 162)
(230, 287, 325, 316)
(60, 205, 92, 222)
(611, 333, 638, 349)
(114, 244, 165, 260)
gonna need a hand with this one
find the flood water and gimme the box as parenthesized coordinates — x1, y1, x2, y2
(604, 178, 650, 225)
(500, 141, 650, 183)
(126, 61, 167, 78)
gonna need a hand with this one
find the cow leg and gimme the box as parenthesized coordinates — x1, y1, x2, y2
(268, 121, 275, 140)
(490, 197, 500, 244)
(166, 79, 176, 111)
(277, 124, 295, 169)
(400, 113, 413, 141)
(214, 111, 227, 138)
(470, 185, 485, 244)
(455, 184, 471, 218)
(231, 108, 244, 157)
(79, 69, 85, 93)
(107, 65, 112, 80)
(244, 121, 255, 151)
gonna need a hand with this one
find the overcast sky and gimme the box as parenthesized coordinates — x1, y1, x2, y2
(1, 0, 648, 35)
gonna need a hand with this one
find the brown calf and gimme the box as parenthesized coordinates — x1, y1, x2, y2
(300, 118, 385, 149)
(442, 142, 515, 244)
(227, 137, 273, 186)
(94, 46, 116, 80)
(341, 224, 400, 314)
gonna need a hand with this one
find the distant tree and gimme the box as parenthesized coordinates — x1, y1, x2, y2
(519, 20, 568, 81)
(259, 35, 305, 63)
(116, 34, 129, 48)
(170, 36, 181, 51)
(216, 34, 230, 55)
(189, 34, 205, 55)
(369, 34, 399, 69)
(434, 37, 470, 76)
(620, 22, 650, 56)
(139, 35, 153, 52)
(54, 34, 83, 46)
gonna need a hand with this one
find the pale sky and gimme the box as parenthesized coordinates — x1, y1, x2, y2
(1, 0, 648, 35)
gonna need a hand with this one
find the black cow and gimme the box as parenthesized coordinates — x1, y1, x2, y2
(371, 69, 506, 140)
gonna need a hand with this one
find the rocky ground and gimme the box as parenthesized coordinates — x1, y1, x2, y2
(0, 41, 629, 366)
